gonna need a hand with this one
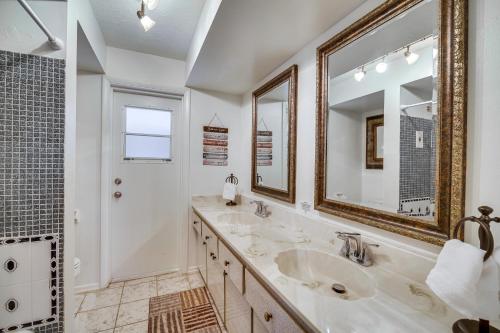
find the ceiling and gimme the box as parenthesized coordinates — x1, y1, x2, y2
(186, 0, 366, 95)
(89, 0, 205, 60)
(329, 0, 437, 78)
(331, 90, 384, 113)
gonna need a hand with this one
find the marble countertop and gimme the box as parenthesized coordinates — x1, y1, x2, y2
(192, 196, 461, 333)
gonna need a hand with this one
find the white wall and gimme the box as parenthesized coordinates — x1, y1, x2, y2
(256, 101, 286, 190)
(75, 72, 103, 290)
(106, 46, 186, 94)
(467, 0, 500, 245)
(189, 89, 242, 196)
(0, 0, 67, 58)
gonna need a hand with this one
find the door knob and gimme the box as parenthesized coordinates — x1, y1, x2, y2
(114, 178, 122, 185)
(113, 191, 122, 199)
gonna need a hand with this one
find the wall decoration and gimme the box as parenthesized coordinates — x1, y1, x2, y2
(256, 130, 273, 166)
(203, 115, 228, 166)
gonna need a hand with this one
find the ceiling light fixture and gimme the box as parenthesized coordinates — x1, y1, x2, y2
(376, 57, 388, 73)
(404, 46, 419, 65)
(137, 1, 156, 32)
(142, 0, 159, 10)
(354, 67, 366, 82)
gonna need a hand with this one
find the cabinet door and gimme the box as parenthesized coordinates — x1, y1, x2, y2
(198, 234, 207, 283)
(253, 310, 269, 333)
(207, 248, 225, 322)
(225, 277, 251, 333)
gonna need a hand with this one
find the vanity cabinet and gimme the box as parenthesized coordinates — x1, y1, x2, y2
(195, 214, 302, 333)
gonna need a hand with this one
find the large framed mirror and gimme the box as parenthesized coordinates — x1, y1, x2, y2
(315, 0, 467, 244)
(252, 65, 298, 203)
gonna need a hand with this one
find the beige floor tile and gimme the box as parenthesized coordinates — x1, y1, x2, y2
(187, 272, 205, 289)
(80, 287, 123, 311)
(74, 305, 118, 333)
(75, 293, 85, 314)
(121, 281, 157, 303)
(116, 299, 149, 327)
(107, 281, 125, 289)
(124, 276, 155, 286)
(156, 271, 181, 280)
(157, 275, 190, 296)
(115, 320, 148, 333)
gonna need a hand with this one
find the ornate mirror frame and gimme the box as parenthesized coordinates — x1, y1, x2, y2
(252, 65, 298, 203)
(315, 0, 468, 245)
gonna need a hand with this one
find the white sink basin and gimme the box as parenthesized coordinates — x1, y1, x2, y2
(275, 249, 376, 300)
(216, 213, 262, 226)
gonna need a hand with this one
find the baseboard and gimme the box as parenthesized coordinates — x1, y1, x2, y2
(74, 282, 100, 294)
(111, 267, 181, 283)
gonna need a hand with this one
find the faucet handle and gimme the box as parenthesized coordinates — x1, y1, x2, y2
(335, 231, 360, 239)
(358, 242, 379, 266)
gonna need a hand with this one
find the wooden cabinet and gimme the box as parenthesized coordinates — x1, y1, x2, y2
(206, 241, 225, 322)
(194, 213, 302, 333)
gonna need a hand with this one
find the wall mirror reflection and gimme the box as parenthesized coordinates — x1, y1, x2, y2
(252, 65, 297, 203)
(315, 0, 468, 244)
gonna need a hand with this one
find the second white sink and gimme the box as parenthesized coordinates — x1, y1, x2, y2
(274, 249, 376, 301)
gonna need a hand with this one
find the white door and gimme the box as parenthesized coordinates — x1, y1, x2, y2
(110, 91, 182, 280)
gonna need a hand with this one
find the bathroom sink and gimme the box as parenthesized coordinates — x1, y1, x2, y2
(274, 249, 376, 300)
(216, 213, 262, 226)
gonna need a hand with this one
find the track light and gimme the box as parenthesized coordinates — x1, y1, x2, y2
(137, 1, 155, 31)
(354, 67, 366, 82)
(376, 57, 388, 73)
(404, 46, 419, 65)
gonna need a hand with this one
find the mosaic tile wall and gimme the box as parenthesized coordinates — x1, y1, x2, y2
(399, 115, 437, 202)
(0, 50, 65, 332)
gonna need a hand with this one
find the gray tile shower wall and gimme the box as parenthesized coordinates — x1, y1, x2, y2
(0, 50, 65, 332)
(399, 115, 436, 203)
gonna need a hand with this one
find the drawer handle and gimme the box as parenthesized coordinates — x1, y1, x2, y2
(264, 312, 273, 322)
(212, 255, 217, 260)
(193, 221, 199, 224)
(223, 271, 228, 276)
(210, 252, 214, 257)
(4, 258, 17, 273)
(202, 241, 206, 245)
(224, 260, 230, 266)
(205, 236, 210, 240)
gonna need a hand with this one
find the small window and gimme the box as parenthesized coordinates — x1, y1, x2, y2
(124, 106, 172, 161)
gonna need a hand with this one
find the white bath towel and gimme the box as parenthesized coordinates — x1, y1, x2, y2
(222, 182, 237, 201)
(474, 247, 500, 321)
(426, 239, 486, 317)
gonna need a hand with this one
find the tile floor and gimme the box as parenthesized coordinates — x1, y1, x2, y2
(75, 271, 205, 333)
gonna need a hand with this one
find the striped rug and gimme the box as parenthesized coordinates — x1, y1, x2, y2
(148, 287, 222, 333)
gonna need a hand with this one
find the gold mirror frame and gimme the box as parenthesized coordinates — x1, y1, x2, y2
(252, 65, 298, 203)
(315, 0, 468, 245)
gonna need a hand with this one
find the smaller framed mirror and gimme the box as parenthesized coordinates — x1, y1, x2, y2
(366, 115, 384, 169)
(252, 65, 298, 203)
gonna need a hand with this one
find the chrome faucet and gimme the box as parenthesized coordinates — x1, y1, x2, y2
(250, 200, 270, 218)
(336, 232, 379, 267)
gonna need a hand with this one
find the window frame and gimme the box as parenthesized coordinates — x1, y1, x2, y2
(122, 105, 173, 163)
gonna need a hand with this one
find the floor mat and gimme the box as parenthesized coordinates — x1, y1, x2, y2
(148, 287, 222, 333)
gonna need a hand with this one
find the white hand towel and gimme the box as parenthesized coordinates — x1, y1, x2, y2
(223, 182, 237, 201)
(426, 239, 485, 317)
(475, 247, 500, 321)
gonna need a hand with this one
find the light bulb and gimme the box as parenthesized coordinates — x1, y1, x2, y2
(404, 46, 419, 65)
(354, 67, 366, 82)
(143, 0, 159, 10)
(140, 15, 156, 31)
(376, 59, 388, 73)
